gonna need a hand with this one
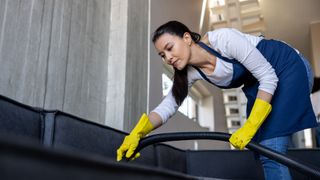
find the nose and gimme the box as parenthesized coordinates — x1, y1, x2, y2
(165, 53, 173, 64)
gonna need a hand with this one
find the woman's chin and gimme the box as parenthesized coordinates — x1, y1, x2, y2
(175, 65, 185, 71)
(173, 61, 187, 70)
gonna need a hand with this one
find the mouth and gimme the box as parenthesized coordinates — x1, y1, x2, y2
(172, 60, 179, 67)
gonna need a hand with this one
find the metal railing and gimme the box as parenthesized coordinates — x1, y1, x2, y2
(132, 132, 320, 179)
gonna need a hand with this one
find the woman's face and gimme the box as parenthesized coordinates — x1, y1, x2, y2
(154, 33, 192, 70)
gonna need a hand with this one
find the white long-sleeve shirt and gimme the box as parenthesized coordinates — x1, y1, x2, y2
(151, 28, 278, 124)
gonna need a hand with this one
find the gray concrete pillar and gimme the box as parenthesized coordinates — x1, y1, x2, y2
(106, 0, 149, 131)
(105, 0, 129, 130)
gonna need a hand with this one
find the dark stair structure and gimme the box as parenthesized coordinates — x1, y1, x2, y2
(0, 95, 319, 180)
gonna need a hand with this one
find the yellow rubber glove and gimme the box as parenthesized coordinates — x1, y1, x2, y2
(116, 113, 154, 161)
(229, 98, 272, 150)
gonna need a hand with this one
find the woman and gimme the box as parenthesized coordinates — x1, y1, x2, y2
(117, 21, 317, 179)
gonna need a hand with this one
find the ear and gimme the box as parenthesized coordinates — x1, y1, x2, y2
(183, 32, 192, 45)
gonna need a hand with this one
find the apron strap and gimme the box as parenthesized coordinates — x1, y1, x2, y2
(197, 41, 235, 63)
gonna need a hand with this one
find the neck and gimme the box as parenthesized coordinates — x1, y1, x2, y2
(189, 43, 216, 72)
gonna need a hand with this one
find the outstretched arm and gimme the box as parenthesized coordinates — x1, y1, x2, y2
(257, 89, 272, 103)
(148, 111, 163, 129)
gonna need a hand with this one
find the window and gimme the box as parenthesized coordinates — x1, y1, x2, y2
(162, 74, 173, 96)
(223, 93, 238, 103)
(230, 108, 239, 114)
(228, 95, 237, 102)
(227, 118, 241, 128)
(231, 120, 241, 126)
(179, 96, 198, 121)
(162, 73, 198, 121)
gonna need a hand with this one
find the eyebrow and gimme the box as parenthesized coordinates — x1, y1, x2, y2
(158, 43, 170, 56)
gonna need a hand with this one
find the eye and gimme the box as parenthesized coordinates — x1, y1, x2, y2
(160, 54, 165, 59)
(159, 54, 166, 61)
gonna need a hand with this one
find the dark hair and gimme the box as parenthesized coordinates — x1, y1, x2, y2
(152, 21, 201, 105)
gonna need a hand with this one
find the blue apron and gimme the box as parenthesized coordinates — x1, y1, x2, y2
(194, 40, 317, 142)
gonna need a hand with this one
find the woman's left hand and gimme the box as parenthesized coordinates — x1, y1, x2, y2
(229, 98, 272, 149)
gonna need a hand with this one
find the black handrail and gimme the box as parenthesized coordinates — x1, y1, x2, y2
(133, 132, 320, 178)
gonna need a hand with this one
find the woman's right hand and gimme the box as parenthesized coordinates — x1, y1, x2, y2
(116, 113, 154, 161)
(117, 134, 141, 161)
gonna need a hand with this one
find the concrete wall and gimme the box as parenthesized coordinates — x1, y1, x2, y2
(106, 0, 149, 131)
(124, 0, 149, 131)
(0, 0, 149, 132)
(310, 21, 320, 77)
(260, 0, 320, 62)
(0, 0, 111, 124)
